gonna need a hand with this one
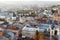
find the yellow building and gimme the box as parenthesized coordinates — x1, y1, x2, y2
(53, 13, 60, 21)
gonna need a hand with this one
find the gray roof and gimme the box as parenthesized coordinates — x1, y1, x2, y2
(0, 36, 9, 40)
(38, 24, 50, 29)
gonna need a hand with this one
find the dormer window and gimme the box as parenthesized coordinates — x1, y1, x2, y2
(27, 26, 29, 27)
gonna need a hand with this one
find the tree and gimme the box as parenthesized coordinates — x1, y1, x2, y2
(33, 30, 39, 40)
(36, 30, 39, 40)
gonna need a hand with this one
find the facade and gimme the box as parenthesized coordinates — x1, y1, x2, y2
(58, 6, 60, 14)
(53, 14, 60, 21)
(50, 25, 60, 36)
(22, 27, 39, 38)
(19, 17, 34, 23)
(22, 24, 50, 38)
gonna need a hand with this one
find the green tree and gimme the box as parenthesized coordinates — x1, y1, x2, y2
(36, 30, 39, 40)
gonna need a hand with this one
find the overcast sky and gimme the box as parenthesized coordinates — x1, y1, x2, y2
(0, 0, 60, 9)
(0, 0, 60, 5)
(0, 0, 59, 5)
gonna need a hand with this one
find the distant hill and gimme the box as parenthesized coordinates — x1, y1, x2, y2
(51, 5, 60, 8)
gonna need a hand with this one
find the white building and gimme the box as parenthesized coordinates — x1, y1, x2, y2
(19, 17, 34, 23)
(0, 15, 5, 19)
(49, 25, 60, 40)
(50, 25, 60, 36)
(22, 24, 50, 38)
(19, 17, 26, 23)
(0, 21, 4, 24)
(22, 26, 39, 38)
(12, 17, 16, 20)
